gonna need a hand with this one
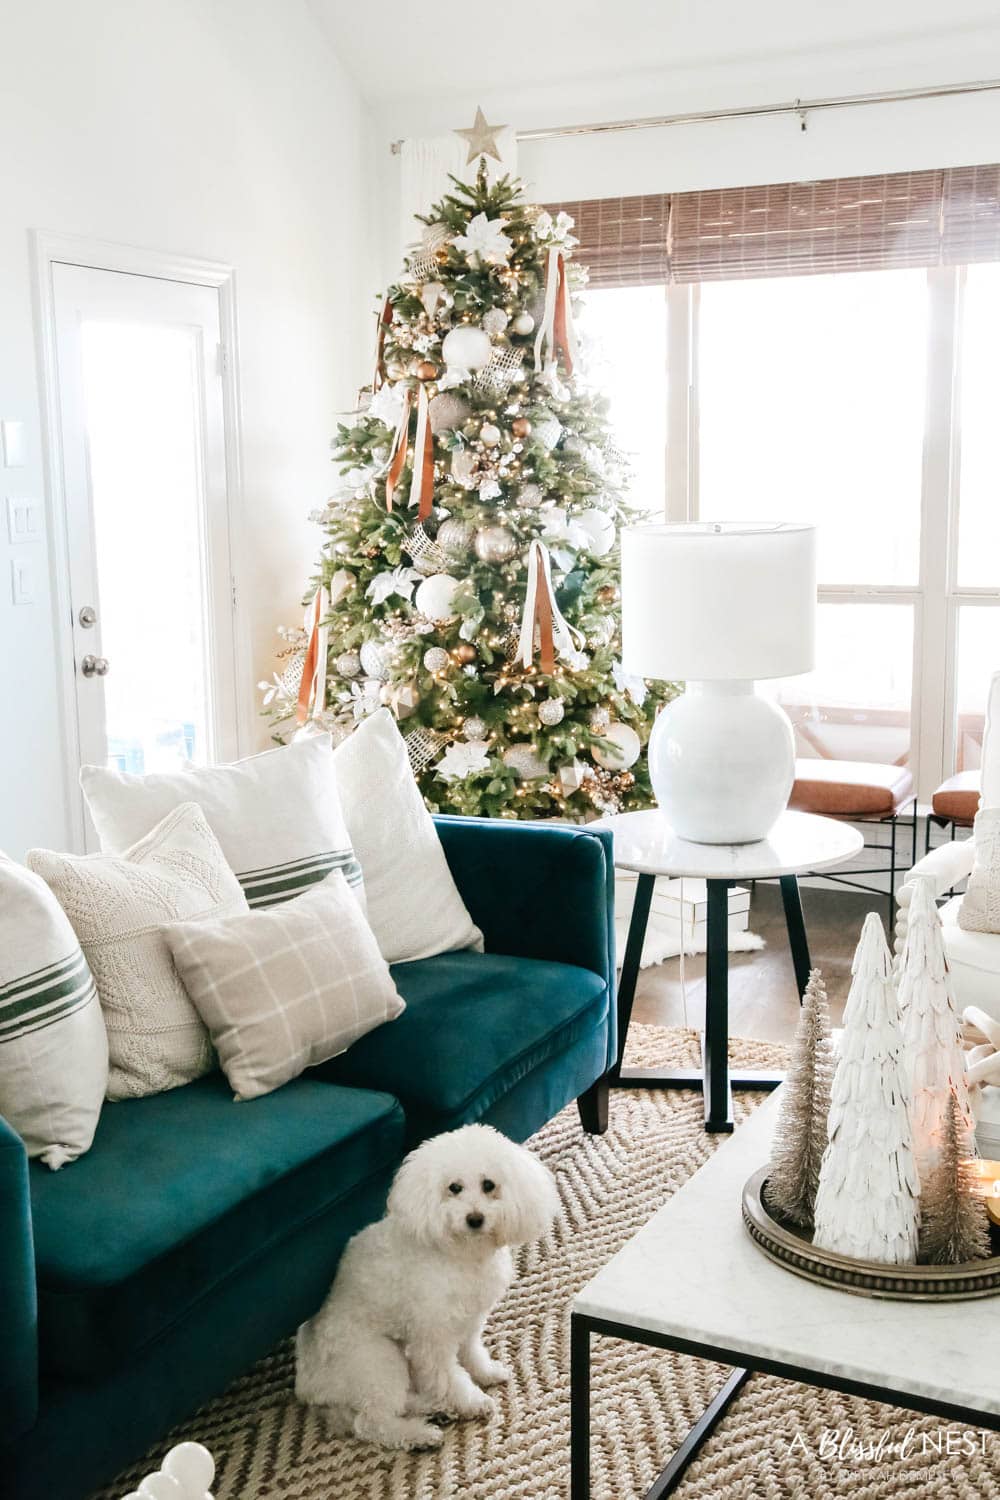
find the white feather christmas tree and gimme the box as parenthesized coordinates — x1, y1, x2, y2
(898, 877, 975, 1189)
(812, 913, 919, 1264)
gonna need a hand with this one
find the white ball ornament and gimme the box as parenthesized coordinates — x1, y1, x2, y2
(479, 422, 501, 447)
(516, 483, 544, 509)
(441, 326, 492, 372)
(576, 507, 616, 557)
(423, 646, 450, 672)
(162, 1442, 216, 1495)
(591, 721, 641, 770)
(137, 1476, 185, 1500)
(511, 312, 535, 335)
(414, 573, 460, 621)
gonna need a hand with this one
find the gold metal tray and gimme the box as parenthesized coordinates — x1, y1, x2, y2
(743, 1166, 1000, 1301)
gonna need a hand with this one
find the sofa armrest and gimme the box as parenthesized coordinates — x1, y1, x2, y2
(893, 839, 976, 953)
(433, 817, 615, 986)
(0, 1114, 37, 1443)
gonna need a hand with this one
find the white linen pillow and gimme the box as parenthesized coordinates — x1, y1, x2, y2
(28, 803, 248, 1099)
(163, 871, 405, 1101)
(331, 709, 483, 964)
(959, 807, 1000, 934)
(79, 732, 363, 911)
(0, 854, 108, 1168)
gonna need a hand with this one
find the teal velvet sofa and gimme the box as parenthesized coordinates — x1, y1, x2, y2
(0, 819, 614, 1500)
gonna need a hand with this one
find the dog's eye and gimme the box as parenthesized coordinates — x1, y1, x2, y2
(482, 1179, 496, 1193)
(448, 1182, 463, 1195)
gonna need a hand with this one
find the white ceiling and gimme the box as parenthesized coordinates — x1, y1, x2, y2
(312, 0, 1000, 111)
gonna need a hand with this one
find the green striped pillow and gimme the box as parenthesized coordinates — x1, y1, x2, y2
(0, 855, 108, 1168)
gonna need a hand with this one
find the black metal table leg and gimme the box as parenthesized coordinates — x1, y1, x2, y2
(610, 872, 655, 1079)
(778, 875, 811, 999)
(570, 1314, 591, 1500)
(702, 879, 733, 1132)
(643, 1367, 751, 1499)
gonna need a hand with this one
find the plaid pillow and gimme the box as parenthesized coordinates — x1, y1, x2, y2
(163, 872, 404, 1101)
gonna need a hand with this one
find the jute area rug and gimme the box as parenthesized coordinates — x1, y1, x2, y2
(93, 1027, 1000, 1500)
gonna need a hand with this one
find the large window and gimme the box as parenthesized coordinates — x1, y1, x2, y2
(586, 264, 1000, 798)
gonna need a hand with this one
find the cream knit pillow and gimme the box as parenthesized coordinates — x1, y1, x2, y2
(959, 807, 1000, 934)
(163, 872, 404, 1101)
(28, 803, 248, 1099)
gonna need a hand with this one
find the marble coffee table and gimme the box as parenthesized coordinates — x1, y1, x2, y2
(570, 1090, 1000, 1499)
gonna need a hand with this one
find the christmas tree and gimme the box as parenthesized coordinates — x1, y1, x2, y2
(261, 153, 673, 819)
(898, 877, 974, 1188)
(918, 1091, 992, 1264)
(765, 969, 835, 1230)
(812, 913, 919, 1264)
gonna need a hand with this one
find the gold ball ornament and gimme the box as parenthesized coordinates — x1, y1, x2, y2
(598, 584, 618, 604)
(454, 643, 476, 663)
(414, 359, 439, 381)
(385, 360, 405, 380)
(434, 245, 450, 264)
(511, 417, 532, 438)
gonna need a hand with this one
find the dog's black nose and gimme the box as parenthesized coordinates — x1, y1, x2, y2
(466, 1212, 484, 1230)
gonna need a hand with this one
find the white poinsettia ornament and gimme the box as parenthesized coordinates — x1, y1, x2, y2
(452, 212, 513, 266)
(365, 567, 422, 606)
(436, 739, 492, 782)
(368, 381, 406, 430)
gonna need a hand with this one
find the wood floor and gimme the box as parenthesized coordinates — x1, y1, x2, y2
(632, 882, 883, 1044)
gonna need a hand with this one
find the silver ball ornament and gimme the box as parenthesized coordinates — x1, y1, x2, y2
(335, 650, 361, 678)
(423, 646, 450, 672)
(589, 706, 611, 733)
(463, 716, 487, 741)
(474, 526, 519, 563)
(503, 745, 551, 780)
(516, 483, 544, 509)
(479, 422, 501, 447)
(437, 517, 476, 555)
(538, 698, 565, 727)
(481, 308, 510, 336)
(428, 392, 471, 434)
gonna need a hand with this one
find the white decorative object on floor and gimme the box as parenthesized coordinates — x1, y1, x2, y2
(28, 804, 248, 1101)
(0, 854, 107, 1168)
(621, 522, 816, 843)
(123, 1440, 215, 1499)
(813, 913, 919, 1264)
(332, 709, 483, 964)
(899, 877, 974, 1185)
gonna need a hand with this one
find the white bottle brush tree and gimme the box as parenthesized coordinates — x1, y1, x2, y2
(261, 156, 674, 818)
(898, 876, 975, 1190)
(812, 913, 919, 1264)
(765, 969, 835, 1230)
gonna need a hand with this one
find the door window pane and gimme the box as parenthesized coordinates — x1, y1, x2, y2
(80, 321, 213, 772)
(957, 264, 1000, 588)
(698, 271, 927, 586)
(954, 605, 1000, 771)
(580, 286, 667, 514)
(772, 603, 914, 766)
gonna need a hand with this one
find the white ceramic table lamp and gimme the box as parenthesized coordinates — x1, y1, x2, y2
(621, 522, 816, 844)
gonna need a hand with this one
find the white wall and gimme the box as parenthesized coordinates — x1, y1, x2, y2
(372, 26, 1000, 290)
(0, 0, 373, 858)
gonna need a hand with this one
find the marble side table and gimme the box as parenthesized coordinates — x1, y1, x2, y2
(570, 1090, 1000, 1499)
(593, 809, 864, 1132)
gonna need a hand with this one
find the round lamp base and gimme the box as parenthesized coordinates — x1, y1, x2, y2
(648, 681, 795, 844)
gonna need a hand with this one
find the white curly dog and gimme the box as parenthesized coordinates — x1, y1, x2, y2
(295, 1122, 559, 1450)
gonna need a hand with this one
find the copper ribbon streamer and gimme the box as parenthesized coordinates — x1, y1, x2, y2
(552, 253, 576, 375)
(384, 390, 412, 511)
(371, 296, 393, 392)
(533, 248, 579, 375)
(408, 382, 435, 523)
(296, 586, 328, 724)
(535, 563, 555, 675)
(517, 540, 582, 676)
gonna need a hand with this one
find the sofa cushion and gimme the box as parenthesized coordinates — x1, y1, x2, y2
(29, 1074, 404, 1378)
(314, 951, 608, 1136)
(789, 759, 914, 818)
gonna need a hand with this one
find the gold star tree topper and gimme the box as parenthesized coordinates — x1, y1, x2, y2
(455, 106, 507, 165)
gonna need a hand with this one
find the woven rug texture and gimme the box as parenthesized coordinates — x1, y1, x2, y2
(90, 1026, 1000, 1500)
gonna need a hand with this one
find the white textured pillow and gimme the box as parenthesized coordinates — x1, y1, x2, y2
(332, 709, 482, 964)
(28, 803, 248, 1099)
(0, 854, 108, 1168)
(164, 872, 404, 1101)
(79, 733, 363, 911)
(959, 807, 1000, 934)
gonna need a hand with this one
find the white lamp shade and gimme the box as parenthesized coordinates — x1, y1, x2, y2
(621, 522, 816, 681)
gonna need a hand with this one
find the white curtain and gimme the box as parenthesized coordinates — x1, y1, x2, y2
(398, 128, 518, 257)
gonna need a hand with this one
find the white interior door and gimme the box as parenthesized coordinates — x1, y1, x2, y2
(51, 263, 239, 832)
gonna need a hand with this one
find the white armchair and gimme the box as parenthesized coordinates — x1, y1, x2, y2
(895, 671, 1000, 1024)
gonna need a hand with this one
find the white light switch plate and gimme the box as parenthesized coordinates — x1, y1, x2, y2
(6, 497, 43, 543)
(2, 421, 26, 468)
(10, 556, 36, 605)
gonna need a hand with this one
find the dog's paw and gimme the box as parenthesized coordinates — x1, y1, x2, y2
(475, 1358, 511, 1388)
(455, 1388, 497, 1421)
(403, 1420, 444, 1450)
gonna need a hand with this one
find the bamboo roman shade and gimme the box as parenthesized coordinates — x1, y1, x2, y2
(549, 163, 1000, 287)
